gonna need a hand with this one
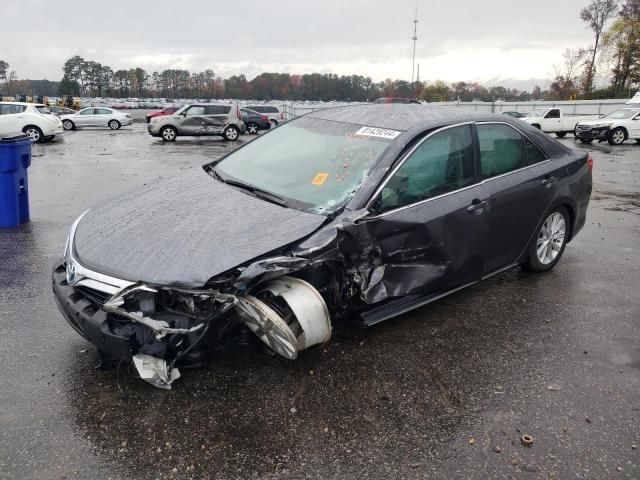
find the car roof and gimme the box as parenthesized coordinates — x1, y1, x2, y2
(305, 104, 522, 131)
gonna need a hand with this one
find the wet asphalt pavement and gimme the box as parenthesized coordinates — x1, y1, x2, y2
(0, 122, 639, 480)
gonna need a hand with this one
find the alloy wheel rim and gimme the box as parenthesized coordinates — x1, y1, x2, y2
(248, 124, 257, 134)
(163, 129, 175, 140)
(109, 121, 118, 129)
(612, 131, 624, 144)
(536, 212, 566, 265)
(227, 128, 238, 139)
(26, 128, 40, 141)
(63, 121, 72, 130)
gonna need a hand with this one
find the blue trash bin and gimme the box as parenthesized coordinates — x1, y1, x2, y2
(0, 134, 32, 227)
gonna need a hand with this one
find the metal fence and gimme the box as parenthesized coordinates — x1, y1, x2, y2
(281, 98, 634, 120)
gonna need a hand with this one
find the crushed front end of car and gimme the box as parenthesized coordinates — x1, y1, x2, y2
(52, 211, 337, 389)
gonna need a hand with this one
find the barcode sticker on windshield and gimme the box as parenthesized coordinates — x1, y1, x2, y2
(355, 126, 401, 140)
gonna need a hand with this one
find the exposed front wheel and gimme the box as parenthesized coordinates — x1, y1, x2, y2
(62, 120, 75, 130)
(556, 132, 567, 138)
(246, 122, 259, 135)
(108, 120, 121, 130)
(608, 127, 626, 145)
(522, 207, 569, 273)
(223, 126, 239, 141)
(22, 125, 43, 142)
(161, 126, 177, 141)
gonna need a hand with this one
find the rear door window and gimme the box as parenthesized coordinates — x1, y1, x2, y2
(206, 105, 231, 115)
(523, 137, 548, 165)
(0, 104, 26, 115)
(95, 108, 111, 115)
(79, 108, 95, 115)
(477, 124, 528, 179)
(248, 106, 265, 113)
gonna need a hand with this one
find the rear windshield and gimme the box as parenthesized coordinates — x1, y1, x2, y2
(603, 109, 639, 120)
(36, 106, 52, 114)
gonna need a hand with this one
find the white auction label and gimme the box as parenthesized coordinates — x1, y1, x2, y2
(355, 126, 402, 140)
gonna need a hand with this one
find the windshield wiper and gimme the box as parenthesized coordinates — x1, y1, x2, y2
(212, 168, 289, 208)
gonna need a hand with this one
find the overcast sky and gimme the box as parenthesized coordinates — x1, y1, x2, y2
(3, 0, 596, 89)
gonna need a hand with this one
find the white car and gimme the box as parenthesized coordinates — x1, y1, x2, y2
(60, 107, 132, 131)
(523, 107, 597, 138)
(0, 102, 64, 142)
(574, 108, 640, 145)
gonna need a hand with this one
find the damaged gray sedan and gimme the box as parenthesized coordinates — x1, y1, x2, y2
(52, 105, 592, 388)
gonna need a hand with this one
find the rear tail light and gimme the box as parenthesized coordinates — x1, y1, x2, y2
(280, 112, 284, 119)
(587, 154, 593, 171)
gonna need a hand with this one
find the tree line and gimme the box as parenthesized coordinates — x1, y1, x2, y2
(550, 0, 639, 99)
(1, 0, 637, 102)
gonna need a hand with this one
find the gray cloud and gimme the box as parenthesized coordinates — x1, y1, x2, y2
(2, 0, 594, 83)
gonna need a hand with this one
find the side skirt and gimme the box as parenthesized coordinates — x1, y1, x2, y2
(359, 262, 519, 327)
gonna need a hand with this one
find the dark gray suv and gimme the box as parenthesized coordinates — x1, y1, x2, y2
(147, 103, 246, 141)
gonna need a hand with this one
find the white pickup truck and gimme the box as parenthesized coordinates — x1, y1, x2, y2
(523, 107, 597, 138)
(574, 107, 640, 145)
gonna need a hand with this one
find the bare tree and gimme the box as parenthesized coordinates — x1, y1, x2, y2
(551, 49, 587, 98)
(0, 60, 9, 95)
(580, 0, 619, 92)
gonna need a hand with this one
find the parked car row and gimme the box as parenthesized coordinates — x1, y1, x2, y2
(574, 108, 640, 145)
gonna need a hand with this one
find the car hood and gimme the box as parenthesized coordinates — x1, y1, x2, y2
(577, 118, 615, 126)
(73, 169, 327, 286)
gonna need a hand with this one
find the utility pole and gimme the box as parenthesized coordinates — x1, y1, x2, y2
(411, 0, 418, 84)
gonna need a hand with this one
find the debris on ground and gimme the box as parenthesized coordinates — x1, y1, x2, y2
(521, 434, 534, 446)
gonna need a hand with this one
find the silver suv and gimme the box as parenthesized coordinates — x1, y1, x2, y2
(245, 105, 284, 127)
(148, 103, 245, 141)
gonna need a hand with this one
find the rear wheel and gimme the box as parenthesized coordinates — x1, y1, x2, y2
(246, 122, 259, 135)
(22, 125, 43, 142)
(522, 207, 569, 273)
(269, 119, 278, 128)
(223, 125, 239, 141)
(556, 132, 567, 138)
(108, 120, 121, 130)
(62, 119, 75, 130)
(161, 126, 177, 141)
(608, 127, 626, 145)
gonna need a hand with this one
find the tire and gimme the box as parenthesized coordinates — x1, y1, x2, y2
(607, 127, 626, 145)
(635, 139, 640, 144)
(62, 119, 75, 130)
(223, 125, 239, 141)
(108, 120, 121, 130)
(522, 206, 570, 273)
(555, 132, 567, 138)
(579, 138, 593, 144)
(22, 125, 43, 143)
(160, 126, 177, 142)
(246, 122, 259, 135)
(269, 119, 278, 128)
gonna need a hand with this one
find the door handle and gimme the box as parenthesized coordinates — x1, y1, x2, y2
(541, 176, 556, 186)
(467, 199, 488, 212)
